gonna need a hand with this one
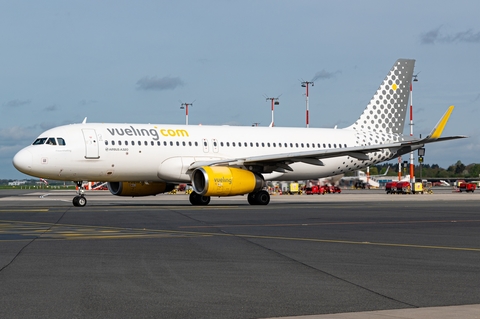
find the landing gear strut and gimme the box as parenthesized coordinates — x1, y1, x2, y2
(247, 190, 270, 205)
(73, 181, 87, 207)
(189, 191, 211, 206)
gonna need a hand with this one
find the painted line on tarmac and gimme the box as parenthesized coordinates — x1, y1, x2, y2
(1, 219, 479, 252)
(179, 219, 480, 229)
(0, 209, 49, 212)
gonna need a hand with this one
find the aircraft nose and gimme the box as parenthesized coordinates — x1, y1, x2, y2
(13, 149, 33, 173)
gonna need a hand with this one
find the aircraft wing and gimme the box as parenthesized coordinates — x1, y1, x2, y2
(188, 106, 467, 173)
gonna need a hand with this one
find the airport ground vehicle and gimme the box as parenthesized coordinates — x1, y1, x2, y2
(305, 185, 327, 195)
(413, 182, 424, 194)
(457, 181, 476, 193)
(385, 181, 397, 194)
(386, 181, 410, 194)
(288, 182, 301, 195)
(395, 181, 412, 194)
(325, 185, 342, 194)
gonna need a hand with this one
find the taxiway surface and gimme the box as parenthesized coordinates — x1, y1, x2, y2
(1, 189, 479, 318)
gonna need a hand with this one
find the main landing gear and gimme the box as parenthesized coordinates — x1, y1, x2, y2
(247, 190, 270, 205)
(189, 190, 270, 206)
(73, 181, 87, 207)
(189, 191, 211, 205)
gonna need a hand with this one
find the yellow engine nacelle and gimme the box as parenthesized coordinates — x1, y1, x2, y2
(107, 181, 175, 197)
(192, 166, 265, 196)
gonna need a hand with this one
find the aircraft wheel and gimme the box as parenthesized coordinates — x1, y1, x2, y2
(73, 196, 87, 207)
(256, 190, 270, 205)
(253, 190, 270, 205)
(247, 193, 257, 205)
(189, 192, 210, 205)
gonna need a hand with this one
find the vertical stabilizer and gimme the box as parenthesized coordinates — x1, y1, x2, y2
(348, 59, 415, 134)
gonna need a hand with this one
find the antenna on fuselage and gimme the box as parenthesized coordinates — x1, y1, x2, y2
(82, 117, 87, 124)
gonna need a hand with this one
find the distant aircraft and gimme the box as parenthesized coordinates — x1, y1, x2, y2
(12, 59, 466, 207)
(341, 167, 390, 188)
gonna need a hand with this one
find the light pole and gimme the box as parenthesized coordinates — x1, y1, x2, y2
(301, 81, 314, 128)
(265, 97, 279, 127)
(418, 147, 425, 182)
(180, 102, 193, 125)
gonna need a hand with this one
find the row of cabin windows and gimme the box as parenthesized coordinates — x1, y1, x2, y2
(105, 140, 348, 149)
(106, 140, 199, 147)
(217, 141, 347, 149)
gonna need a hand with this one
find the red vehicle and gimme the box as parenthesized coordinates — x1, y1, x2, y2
(395, 181, 412, 194)
(305, 185, 327, 195)
(385, 181, 397, 194)
(457, 181, 476, 193)
(325, 185, 342, 194)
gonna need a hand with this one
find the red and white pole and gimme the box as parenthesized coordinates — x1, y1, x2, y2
(181, 102, 193, 125)
(301, 81, 313, 128)
(271, 98, 275, 127)
(306, 83, 309, 128)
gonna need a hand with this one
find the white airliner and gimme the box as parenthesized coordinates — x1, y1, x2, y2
(13, 59, 465, 207)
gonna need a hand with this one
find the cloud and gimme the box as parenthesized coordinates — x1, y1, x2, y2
(136, 76, 184, 91)
(3, 99, 31, 108)
(421, 27, 480, 44)
(44, 105, 57, 112)
(0, 126, 35, 142)
(311, 69, 341, 82)
(79, 99, 98, 106)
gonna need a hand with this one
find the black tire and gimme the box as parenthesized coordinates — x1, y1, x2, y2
(255, 190, 270, 205)
(189, 192, 210, 205)
(73, 196, 87, 207)
(247, 193, 257, 205)
(77, 196, 87, 207)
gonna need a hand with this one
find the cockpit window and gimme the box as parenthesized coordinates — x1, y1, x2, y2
(46, 137, 57, 145)
(33, 138, 47, 145)
(57, 138, 66, 145)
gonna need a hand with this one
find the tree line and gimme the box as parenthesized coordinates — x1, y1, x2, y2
(364, 161, 480, 179)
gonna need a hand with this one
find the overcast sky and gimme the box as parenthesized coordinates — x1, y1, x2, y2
(2, 0, 479, 179)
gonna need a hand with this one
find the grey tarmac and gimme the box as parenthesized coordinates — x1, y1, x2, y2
(0, 188, 479, 319)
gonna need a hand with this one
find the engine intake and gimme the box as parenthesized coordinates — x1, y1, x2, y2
(192, 166, 265, 196)
(107, 182, 175, 197)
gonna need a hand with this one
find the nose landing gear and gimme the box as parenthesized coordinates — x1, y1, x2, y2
(73, 181, 87, 207)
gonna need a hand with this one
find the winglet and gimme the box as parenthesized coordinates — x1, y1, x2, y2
(427, 106, 454, 140)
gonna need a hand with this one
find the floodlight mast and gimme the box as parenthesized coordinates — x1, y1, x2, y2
(409, 74, 419, 186)
(265, 97, 279, 127)
(180, 102, 193, 125)
(301, 81, 314, 128)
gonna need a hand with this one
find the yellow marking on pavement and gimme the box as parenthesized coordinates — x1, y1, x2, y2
(180, 219, 480, 229)
(0, 209, 49, 212)
(1, 219, 479, 252)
